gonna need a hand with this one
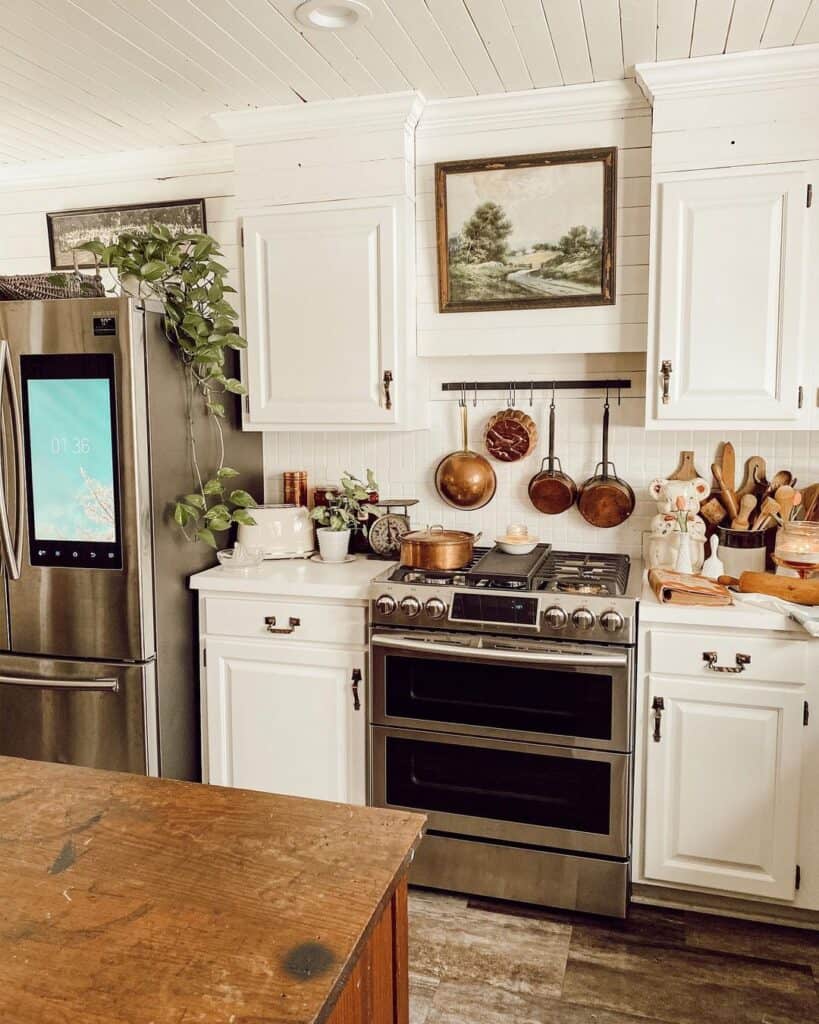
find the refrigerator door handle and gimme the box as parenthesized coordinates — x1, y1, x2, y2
(0, 673, 119, 692)
(0, 339, 25, 580)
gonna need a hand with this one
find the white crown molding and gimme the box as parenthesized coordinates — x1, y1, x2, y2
(418, 80, 648, 137)
(636, 43, 819, 104)
(214, 91, 426, 145)
(0, 141, 233, 192)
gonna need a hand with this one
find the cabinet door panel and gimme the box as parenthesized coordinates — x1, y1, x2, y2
(243, 199, 403, 427)
(653, 166, 809, 422)
(644, 675, 803, 899)
(203, 640, 365, 805)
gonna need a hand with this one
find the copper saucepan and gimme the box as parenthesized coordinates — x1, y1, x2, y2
(400, 525, 482, 571)
(435, 399, 497, 511)
(528, 394, 577, 515)
(577, 400, 635, 528)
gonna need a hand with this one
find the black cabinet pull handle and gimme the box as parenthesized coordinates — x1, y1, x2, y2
(265, 615, 300, 635)
(652, 696, 665, 742)
(351, 668, 362, 711)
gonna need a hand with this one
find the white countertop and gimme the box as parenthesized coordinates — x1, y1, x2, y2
(189, 554, 394, 601)
(639, 573, 803, 634)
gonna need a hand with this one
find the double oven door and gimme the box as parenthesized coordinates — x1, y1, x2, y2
(369, 629, 634, 859)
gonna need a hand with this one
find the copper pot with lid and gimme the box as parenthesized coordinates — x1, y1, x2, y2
(400, 525, 482, 571)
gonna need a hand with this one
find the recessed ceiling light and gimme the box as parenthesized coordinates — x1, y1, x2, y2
(294, 0, 372, 31)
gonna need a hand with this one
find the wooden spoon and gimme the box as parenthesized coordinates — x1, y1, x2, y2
(753, 495, 781, 531)
(731, 493, 757, 531)
(721, 442, 736, 496)
(774, 485, 797, 522)
(712, 463, 738, 519)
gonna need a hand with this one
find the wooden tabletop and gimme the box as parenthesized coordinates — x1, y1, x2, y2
(0, 757, 425, 1024)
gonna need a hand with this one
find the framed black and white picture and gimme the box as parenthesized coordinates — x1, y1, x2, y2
(47, 198, 207, 270)
(435, 148, 617, 313)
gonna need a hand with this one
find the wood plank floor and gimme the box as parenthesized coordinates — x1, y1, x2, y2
(408, 889, 819, 1024)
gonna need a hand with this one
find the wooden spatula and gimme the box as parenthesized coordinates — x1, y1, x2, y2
(731, 493, 757, 531)
(721, 442, 736, 496)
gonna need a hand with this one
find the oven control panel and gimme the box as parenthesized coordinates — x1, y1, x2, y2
(371, 584, 635, 643)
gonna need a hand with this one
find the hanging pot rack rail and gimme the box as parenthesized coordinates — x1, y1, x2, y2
(441, 378, 632, 403)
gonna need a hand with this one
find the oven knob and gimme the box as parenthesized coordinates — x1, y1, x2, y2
(571, 608, 596, 630)
(600, 610, 624, 633)
(425, 597, 447, 620)
(544, 605, 568, 629)
(400, 596, 421, 618)
(375, 594, 397, 615)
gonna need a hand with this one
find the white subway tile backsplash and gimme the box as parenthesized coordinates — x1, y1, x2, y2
(264, 403, 819, 558)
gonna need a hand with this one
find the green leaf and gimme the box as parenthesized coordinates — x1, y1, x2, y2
(206, 401, 225, 418)
(208, 517, 232, 532)
(231, 509, 256, 527)
(229, 489, 257, 509)
(140, 260, 169, 281)
(184, 493, 206, 510)
(193, 238, 213, 260)
(223, 378, 246, 394)
(203, 478, 224, 496)
(204, 503, 229, 521)
(74, 240, 105, 256)
(217, 466, 239, 479)
(228, 335, 248, 350)
(196, 528, 217, 549)
(173, 503, 189, 526)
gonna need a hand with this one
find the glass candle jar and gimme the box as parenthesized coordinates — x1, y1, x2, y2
(773, 522, 819, 579)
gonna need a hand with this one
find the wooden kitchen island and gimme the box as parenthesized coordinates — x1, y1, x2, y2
(0, 756, 425, 1024)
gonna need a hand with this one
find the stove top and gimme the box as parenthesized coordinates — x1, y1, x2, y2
(374, 544, 636, 644)
(388, 544, 552, 591)
(538, 551, 630, 597)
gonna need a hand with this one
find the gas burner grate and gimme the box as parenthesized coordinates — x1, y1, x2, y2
(388, 548, 490, 586)
(538, 551, 630, 597)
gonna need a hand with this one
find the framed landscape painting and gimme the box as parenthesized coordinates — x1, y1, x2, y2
(47, 198, 207, 270)
(435, 148, 616, 313)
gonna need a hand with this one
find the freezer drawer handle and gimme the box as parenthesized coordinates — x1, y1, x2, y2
(264, 615, 301, 635)
(0, 338, 25, 580)
(0, 674, 119, 692)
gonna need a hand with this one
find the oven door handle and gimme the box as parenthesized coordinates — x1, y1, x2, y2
(372, 634, 628, 667)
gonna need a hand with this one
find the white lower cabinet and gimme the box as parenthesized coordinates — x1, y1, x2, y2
(644, 674, 804, 900)
(202, 638, 366, 805)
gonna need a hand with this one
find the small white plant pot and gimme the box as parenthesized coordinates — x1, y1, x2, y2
(317, 527, 351, 563)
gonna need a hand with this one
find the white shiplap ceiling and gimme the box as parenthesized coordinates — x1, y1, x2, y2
(0, 0, 817, 164)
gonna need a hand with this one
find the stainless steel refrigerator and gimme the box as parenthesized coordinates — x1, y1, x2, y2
(0, 297, 262, 779)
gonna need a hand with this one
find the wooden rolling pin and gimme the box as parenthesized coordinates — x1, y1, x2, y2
(718, 572, 819, 606)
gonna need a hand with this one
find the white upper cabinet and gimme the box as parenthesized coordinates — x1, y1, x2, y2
(637, 49, 819, 430)
(648, 164, 812, 425)
(243, 196, 412, 429)
(216, 93, 425, 432)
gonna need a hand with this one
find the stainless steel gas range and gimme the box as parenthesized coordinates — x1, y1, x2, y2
(367, 544, 640, 918)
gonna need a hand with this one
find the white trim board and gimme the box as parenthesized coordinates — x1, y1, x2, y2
(636, 43, 819, 103)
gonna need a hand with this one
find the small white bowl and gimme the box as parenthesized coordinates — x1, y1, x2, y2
(495, 537, 538, 555)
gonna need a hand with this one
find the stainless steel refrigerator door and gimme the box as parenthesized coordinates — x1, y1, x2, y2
(0, 298, 153, 662)
(0, 652, 157, 774)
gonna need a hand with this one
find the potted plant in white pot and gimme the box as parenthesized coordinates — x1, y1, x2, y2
(310, 471, 378, 562)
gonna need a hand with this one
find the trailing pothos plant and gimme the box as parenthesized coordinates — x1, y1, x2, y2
(74, 227, 256, 548)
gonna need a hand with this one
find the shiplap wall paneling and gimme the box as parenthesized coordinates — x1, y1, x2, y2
(502, 0, 562, 88)
(620, 0, 659, 74)
(415, 95, 651, 356)
(540, 0, 594, 84)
